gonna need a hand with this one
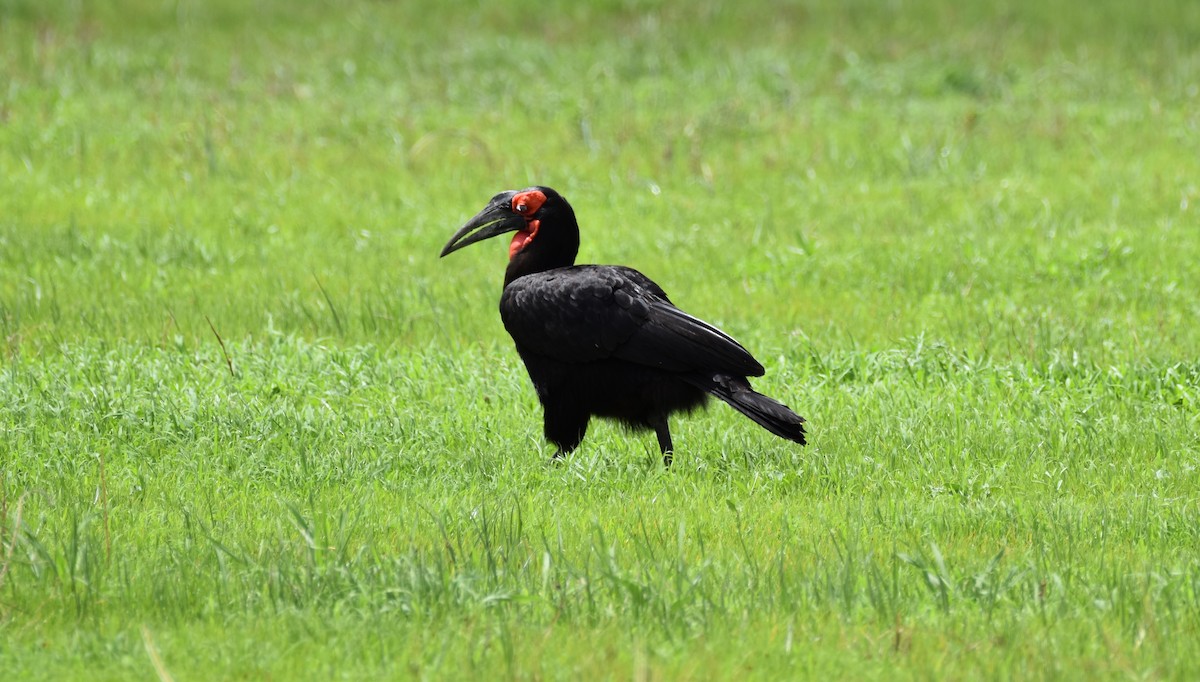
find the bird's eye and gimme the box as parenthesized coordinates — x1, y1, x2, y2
(511, 189, 547, 216)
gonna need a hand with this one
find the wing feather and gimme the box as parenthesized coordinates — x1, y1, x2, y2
(500, 266, 764, 377)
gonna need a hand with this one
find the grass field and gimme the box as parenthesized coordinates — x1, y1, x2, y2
(2, 0, 1199, 679)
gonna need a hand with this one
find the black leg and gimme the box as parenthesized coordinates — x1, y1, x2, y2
(545, 405, 588, 464)
(653, 419, 674, 467)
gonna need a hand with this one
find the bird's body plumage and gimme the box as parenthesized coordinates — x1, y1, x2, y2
(441, 186, 806, 464)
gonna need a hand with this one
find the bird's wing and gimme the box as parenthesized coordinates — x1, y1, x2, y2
(500, 266, 765, 376)
(622, 299, 766, 376)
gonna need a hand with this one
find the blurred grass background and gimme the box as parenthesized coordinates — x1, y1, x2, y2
(2, 0, 1196, 360)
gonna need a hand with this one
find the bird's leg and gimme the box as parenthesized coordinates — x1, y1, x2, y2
(545, 407, 588, 465)
(548, 441, 578, 464)
(653, 419, 674, 467)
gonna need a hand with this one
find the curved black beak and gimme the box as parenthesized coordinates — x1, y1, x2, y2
(440, 192, 523, 257)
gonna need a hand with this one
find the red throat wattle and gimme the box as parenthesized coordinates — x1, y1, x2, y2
(509, 219, 539, 259)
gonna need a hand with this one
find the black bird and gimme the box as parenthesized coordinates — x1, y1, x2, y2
(440, 186, 806, 465)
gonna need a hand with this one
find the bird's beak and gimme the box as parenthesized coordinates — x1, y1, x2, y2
(440, 195, 524, 257)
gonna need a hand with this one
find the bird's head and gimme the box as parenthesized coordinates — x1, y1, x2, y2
(441, 186, 580, 283)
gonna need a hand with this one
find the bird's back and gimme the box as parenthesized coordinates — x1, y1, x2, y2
(499, 265, 765, 378)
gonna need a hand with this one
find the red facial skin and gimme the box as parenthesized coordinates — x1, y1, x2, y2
(508, 189, 547, 259)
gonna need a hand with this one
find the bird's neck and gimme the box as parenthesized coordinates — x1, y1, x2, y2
(503, 222, 580, 287)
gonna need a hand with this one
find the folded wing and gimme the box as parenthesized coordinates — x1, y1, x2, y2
(500, 265, 764, 377)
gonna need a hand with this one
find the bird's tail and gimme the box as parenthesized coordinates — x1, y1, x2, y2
(696, 374, 807, 445)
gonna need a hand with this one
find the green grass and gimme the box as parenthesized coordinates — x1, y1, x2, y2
(2, 0, 1199, 679)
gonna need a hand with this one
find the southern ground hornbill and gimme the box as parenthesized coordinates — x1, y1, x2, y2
(440, 186, 806, 466)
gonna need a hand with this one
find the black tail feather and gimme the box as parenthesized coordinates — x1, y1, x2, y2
(697, 375, 807, 445)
